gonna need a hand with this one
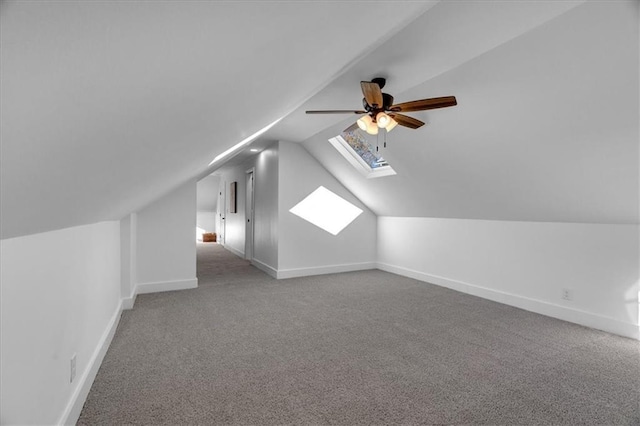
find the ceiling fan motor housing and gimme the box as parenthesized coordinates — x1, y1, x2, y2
(382, 93, 394, 110)
(363, 93, 395, 122)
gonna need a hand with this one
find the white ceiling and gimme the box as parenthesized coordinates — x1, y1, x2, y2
(301, 1, 639, 224)
(2, 0, 637, 239)
(207, 0, 586, 171)
(266, 0, 585, 144)
(0, 0, 431, 239)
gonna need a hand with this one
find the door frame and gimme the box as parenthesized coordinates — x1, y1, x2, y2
(244, 168, 255, 260)
(219, 179, 226, 245)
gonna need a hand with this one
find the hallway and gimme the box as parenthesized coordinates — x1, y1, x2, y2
(196, 242, 267, 286)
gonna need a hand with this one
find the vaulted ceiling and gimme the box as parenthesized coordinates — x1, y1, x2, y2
(2, 1, 637, 239)
(300, 0, 638, 224)
(0, 0, 433, 239)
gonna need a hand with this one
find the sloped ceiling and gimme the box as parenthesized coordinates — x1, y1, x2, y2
(2, 1, 637, 240)
(0, 0, 433, 239)
(299, 0, 639, 224)
(196, 175, 219, 212)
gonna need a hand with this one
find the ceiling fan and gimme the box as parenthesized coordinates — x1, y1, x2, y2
(306, 77, 457, 135)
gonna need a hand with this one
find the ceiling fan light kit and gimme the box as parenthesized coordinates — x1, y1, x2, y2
(376, 112, 391, 128)
(357, 114, 373, 131)
(306, 77, 458, 136)
(385, 117, 398, 132)
(357, 115, 379, 135)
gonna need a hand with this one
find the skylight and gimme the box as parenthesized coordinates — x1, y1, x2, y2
(328, 130, 396, 178)
(289, 186, 363, 235)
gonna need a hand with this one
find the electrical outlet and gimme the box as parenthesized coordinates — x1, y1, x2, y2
(70, 354, 77, 383)
(562, 288, 572, 301)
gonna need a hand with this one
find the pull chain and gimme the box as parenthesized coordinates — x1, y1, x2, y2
(376, 131, 379, 152)
(384, 129, 387, 148)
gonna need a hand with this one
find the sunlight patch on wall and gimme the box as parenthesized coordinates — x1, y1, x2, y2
(289, 186, 363, 235)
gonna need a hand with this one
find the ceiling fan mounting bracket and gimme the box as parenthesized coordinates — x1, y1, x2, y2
(371, 77, 386, 89)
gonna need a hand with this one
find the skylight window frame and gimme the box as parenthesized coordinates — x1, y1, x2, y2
(328, 134, 396, 179)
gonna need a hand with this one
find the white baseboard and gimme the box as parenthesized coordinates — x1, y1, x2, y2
(136, 278, 198, 295)
(222, 244, 244, 259)
(121, 293, 137, 310)
(251, 258, 278, 278)
(249, 260, 375, 280)
(377, 262, 639, 341)
(58, 300, 123, 425)
(278, 262, 376, 280)
(56, 276, 198, 425)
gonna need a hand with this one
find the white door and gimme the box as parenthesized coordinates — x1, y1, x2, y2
(219, 180, 226, 244)
(245, 170, 255, 260)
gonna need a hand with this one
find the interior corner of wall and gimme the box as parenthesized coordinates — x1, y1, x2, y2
(121, 287, 137, 310)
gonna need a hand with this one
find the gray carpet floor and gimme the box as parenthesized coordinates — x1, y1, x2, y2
(78, 243, 640, 425)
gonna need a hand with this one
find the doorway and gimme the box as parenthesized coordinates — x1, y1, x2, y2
(245, 168, 255, 260)
(219, 180, 226, 245)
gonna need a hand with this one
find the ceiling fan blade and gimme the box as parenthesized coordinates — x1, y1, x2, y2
(389, 96, 457, 113)
(389, 113, 425, 129)
(361, 81, 384, 108)
(343, 122, 360, 133)
(306, 110, 366, 114)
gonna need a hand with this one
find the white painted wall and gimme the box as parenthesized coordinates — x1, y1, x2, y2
(217, 167, 248, 257)
(196, 211, 216, 235)
(278, 141, 376, 278)
(0, 222, 122, 425)
(120, 213, 137, 304)
(136, 181, 197, 291)
(217, 142, 376, 278)
(252, 145, 279, 271)
(196, 175, 219, 212)
(377, 217, 640, 339)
